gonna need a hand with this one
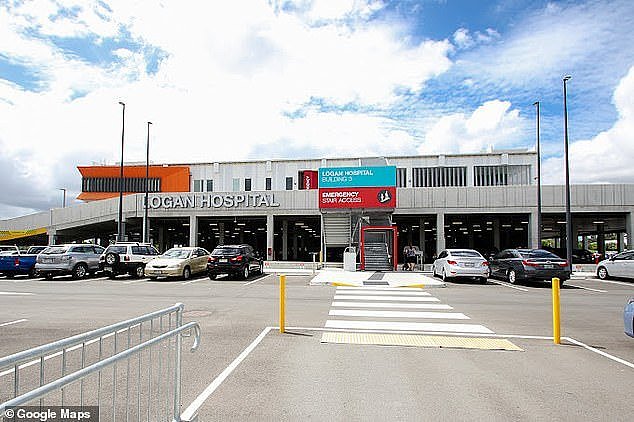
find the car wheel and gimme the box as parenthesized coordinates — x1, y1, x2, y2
(208, 273, 216, 280)
(28, 268, 38, 278)
(182, 266, 191, 280)
(479, 277, 488, 284)
(72, 263, 87, 280)
(133, 265, 145, 279)
(508, 269, 517, 284)
(597, 266, 609, 280)
(242, 265, 249, 280)
(149, 276, 158, 281)
(105, 252, 119, 266)
(44, 273, 53, 280)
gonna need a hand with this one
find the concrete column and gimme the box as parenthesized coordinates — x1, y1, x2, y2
(218, 222, 225, 245)
(582, 235, 588, 250)
(597, 223, 605, 257)
(47, 228, 57, 246)
(266, 214, 274, 260)
(189, 216, 197, 247)
(292, 231, 298, 260)
(435, 213, 445, 257)
(419, 217, 426, 262)
(158, 224, 165, 252)
(626, 212, 634, 250)
(618, 232, 625, 252)
(282, 219, 288, 260)
(493, 219, 501, 250)
(529, 212, 539, 249)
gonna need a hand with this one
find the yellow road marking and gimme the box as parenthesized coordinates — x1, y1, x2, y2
(321, 332, 522, 351)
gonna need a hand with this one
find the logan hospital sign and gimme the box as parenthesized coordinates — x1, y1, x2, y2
(143, 193, 280, 210)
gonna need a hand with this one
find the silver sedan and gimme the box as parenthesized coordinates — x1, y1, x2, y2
(432, 249, 489, 283)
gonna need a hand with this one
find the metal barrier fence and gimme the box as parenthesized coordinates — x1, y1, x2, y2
(0, 303, 201, 421)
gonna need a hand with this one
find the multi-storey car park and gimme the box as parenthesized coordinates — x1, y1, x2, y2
(1, 149, 633, 269)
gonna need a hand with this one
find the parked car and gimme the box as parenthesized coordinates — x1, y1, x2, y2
(596, 250, 634, 280)
(145, 247, 210, 280)
(207, 244, 263, 280)
(0, 250, 39, 278)
(100, 242, 159, 279)
(0, 245, 19, 255)
(543, 247, 595, 264)
(489, 249, 570, 285)
(432, 249, 489, 283)
(625, 298, 634, 338)
(35, 244, 105, 280)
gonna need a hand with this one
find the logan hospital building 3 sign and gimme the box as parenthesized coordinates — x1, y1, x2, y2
(318, 166, 397, 209)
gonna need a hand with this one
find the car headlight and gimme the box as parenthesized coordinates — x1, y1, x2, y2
(168, 264, 180, 269)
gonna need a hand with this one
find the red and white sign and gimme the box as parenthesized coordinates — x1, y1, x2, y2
(319, 187, 396, 209)
(303, 170, 318, 190)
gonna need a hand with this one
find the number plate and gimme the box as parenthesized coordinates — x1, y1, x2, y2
(220, 258, 228, 263)
(105, 266, 112, 272)
(543, 264, 554, 269)
(464, 263, 474, 267)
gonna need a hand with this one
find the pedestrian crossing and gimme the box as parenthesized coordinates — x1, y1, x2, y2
(324, 286, 496, 336)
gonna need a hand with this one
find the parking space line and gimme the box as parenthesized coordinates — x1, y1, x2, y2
(123, 279, 144, 284)
(563, 336, 634, 370)
(0, 318, 28, 327)
(182, 278, 205, 285)
(488, 280, 529, 292)
(244, 274, 273, 286)
(566, 284, 607, 293)
(0, 291, 34, 296)
(599, 279, 634, 288)
(181, 326, 273, 421)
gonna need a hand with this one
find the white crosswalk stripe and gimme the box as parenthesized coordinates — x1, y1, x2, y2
(324, 286, 495, 337)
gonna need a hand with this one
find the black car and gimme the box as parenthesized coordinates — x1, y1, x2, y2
(543, 247, 595, 264)
(207, 244, 263, 280)
(489, 249, 571, 285)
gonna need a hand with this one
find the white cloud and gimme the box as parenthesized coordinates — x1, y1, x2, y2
(0, 0, 454, 217)
(543, 65, 634, 184)
(417, 100, 526, 155)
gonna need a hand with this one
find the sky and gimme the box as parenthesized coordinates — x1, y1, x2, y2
(1, 0, 633, 219)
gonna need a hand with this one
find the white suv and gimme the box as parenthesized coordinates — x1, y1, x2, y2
(100, 242, 159, 278)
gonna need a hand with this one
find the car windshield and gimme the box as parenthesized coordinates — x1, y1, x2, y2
(519, 250, 560, 259)
(451, 251, 482, 258)
(42, 247, 68, 255)
(212, 247, 241, 256)
(162, 249, 191, 259)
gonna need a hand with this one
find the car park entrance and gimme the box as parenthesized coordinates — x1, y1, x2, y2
(196, 216, 267, 256)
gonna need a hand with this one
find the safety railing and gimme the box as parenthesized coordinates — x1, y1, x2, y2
(0, 303, 200, 421)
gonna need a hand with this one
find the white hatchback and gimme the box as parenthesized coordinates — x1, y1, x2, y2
(432, 249, 489, 283)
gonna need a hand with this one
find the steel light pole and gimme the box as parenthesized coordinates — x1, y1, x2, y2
(59, 188, 66, 208)
(118, 101, 125, 242)
(563, 76, 573, 272)
(533, 101, 542, 248)
(143, 121, 153, 243)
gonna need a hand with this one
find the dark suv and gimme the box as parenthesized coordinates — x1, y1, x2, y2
(207, 244, 263, 280)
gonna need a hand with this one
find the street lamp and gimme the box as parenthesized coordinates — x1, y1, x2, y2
(563, 76, 573, 272)
(59, 188, 66, 208)
(143, 121, 153, 243)
(118, 101, 125, 242)
(533, 101, 542, 248)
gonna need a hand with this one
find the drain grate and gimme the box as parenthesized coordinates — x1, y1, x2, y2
(363, 280, 389, 286)
(368, 273, 385, 280)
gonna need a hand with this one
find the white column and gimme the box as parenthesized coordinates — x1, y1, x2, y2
(436, 213, 445, 256)
(47, 228, 57, 246)
(189, 216, 197, 247)
(626, 212, 634, 250)
(529, 211, 539, 249)
(266, 214, 274, 260)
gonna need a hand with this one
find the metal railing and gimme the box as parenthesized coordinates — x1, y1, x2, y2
(0, 303, 200, 421)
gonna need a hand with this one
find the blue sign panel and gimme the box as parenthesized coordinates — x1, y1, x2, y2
(318, 166, 396, 188)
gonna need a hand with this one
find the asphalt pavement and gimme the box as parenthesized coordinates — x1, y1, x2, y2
(1, 271, 633, 421)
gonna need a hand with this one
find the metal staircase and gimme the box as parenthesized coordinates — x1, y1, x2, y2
(363, 242, 392, 271)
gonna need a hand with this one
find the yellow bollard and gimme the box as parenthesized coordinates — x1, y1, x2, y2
(552, 277, 561, 344)
(279, 274, 286, 333)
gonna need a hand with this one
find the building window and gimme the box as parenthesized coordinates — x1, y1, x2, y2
(412, 167, 466, 187)
(82, 177, 161, 193)
(396, 168, 407, 187)
(193, 180, 202, 192)
(473, 165, 530, 186)
(232, 178, 240, 192)
(245, 178, 252, 191)
(286, 177, 293, 190)
(206, 179, 213, 192)
(265, 177, 272, 191)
